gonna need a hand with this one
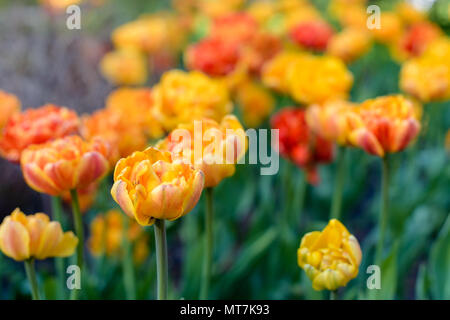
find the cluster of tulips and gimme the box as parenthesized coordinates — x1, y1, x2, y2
(0, 0, 449, 300)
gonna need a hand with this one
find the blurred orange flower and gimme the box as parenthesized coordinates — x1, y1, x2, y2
(211, 13, 258, 43)
(271, 108, 334, 184)
(82, 88, 163, 159)
(156, 115, 247, 188)
(371, 12, 404, 44)
(111, 147, 204, 226)
(349, 95, 421, 157)
(0, 104, 79, 163)
(306, 100, 362, 146)
(261, 51, 303, 93)
(152, 70, 232, 131)
(0, 208, 78, 261)
(100, 48, 148, 86)
(0, 90, 21, 130)
(21, 136, 110, 196)
(88, 209, 149, 264)
(235, 80, 275, 128)
(327, 28, 373, 63)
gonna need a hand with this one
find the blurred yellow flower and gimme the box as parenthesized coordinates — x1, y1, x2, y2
(297, 219, 362, 291)
(112, 14, 185, 54)
(0, 208, 78, 261)
(395, 1, 426, 25)
(153, 70, 233, 131)
(88, 210, 149, 264)
(328, 0, 367, 30)
(327, 28, 373, 63)
(400, 38, 450, 102)
(111, 147, 204, 226)
(100, 49, 148, 86)
(261, 51, 305, 93)
(156, 115, 247, 187)
(371, 12, 404, 44)
(287, 54, 353, 105)
(0, 90, 21, 130)
(235, 80, 275, 128)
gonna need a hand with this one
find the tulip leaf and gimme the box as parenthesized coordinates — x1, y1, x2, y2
(367, 242, 399, 300)
(428, 215, 450, 300)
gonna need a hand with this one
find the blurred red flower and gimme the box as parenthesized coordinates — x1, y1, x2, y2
(290, 20, 334, 52)
(271, 108, 334, 184)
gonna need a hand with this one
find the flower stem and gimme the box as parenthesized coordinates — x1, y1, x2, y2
(200, 187, 214, 300)
(375, 156, 390, 267)
(122, 216, 136, 300)
(330, 147, 347, 220)
(154, 219, 168, 300)
(330, 290, 338, 300)
(70, 189, 84, 269)
(51, 196, 66, 300)
(24, 259, 40, 300)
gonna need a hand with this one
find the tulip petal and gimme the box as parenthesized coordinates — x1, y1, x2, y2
(111, 180, 136, 220)
(76, 151, 109, 187)
(52, 231, 78, 257)
(0, 219, 30, 261)
(22, 163, 61, 195)
(35, 221, 63, 259)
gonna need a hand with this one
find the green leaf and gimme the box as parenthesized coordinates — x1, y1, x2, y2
(367, 242, 399, 300)
(415, 263, 430, 300)
(428, 215, 450, 299)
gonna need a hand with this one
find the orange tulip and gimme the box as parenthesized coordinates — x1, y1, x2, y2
(0, 208, 78, 261)
(306, 100, 362, 146)
(21, 135, 110, 196)
(349, 95, 421, 157)
(327, 28, 373, 63)
(156, 115, 247, 188)
(235, 80, 275, 128)
(0, 104, 79, 163)
(111, 147, 204, 226)
(0, 90, 21, 130)
(152, 70, 233, 131)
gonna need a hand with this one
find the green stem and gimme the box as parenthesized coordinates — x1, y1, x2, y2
(200, 187, 214, 300)
(154, 219, 168, 300)
(330, 290, 338, 300)
(375, 156, 390, 267)
(330, 147, 347, 220)
(122, 216, 136, 300)
(293, 172, 307, 228)
(51, 196, 66, 300)
(70, 189, 84, 269)
(24, 259, 40, 300)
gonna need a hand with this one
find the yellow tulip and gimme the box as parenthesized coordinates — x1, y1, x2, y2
(0, 208, 78, 261)
(297, 219, 362, 291)
(156, 115, 247, 188)
(100, 48, 148, 86)
(111, 147, 204, 226)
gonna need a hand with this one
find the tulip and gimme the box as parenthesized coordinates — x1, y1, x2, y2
(289, 20, 334, 52)
(327, 28, 373, 63)
(349, 95, 421, 157)
(271, 107, 334, 185)
(156, 115, 247, 299)
(152, 70, 233, 131)
(297, 219, 362, 292)
(21, 135, 110, 196)
(0, 90, 21, 130)
(100, 48, 148, 86)
(306, 100, 361, 220)
(348, 95, 421, 281)
(0, 104, 79, 163)
(111, 147, 204, 299)
(234, 80, 275, 128)
(0, 208, 78, 299)
(21, 135, 111, 279)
